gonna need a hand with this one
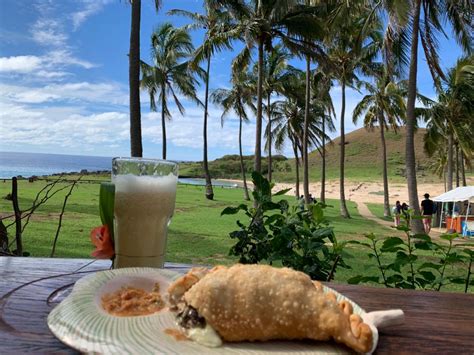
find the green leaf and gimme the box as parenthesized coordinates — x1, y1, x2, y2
(381, 237, 405, 252)
(386, 274, 404, 284)
(412, 234, 431, 242)
(364, 233, 377, 241)
(445, 253, 464, 263)
(262, 201, 282, 211)
(418, 262, 442, 270)
(221, 204, 247, 216)
(395, 225, 410, 232)
(273, 188, 292, 196)
(99, 182, 115, 241)
(449, 277, 467, 285)
(419, 270, 436, 282)
(440, 233, 459, 241)
(414, 241, 435, 250)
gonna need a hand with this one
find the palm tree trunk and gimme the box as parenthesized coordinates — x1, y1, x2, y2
(455, 143, 459, 188)
(303, 55, 311, 204)
(443, 166, 446, 192)
(129, 0, 142, 157)
(339, 79, 350, 218)
(161, 87, 167, 160)
(267, 93, 272, 182)
(461, 151, 467, 186)
(447, 133, 453, 190)
(254, 38, 264, 174)
(379, 116, 390, 217)
(293, 140, 300, 198)
(405, 0, 423, 232)
(203, 54, 214, 200)
(320, 115, 326, 204)
(239, 114, 250, 201)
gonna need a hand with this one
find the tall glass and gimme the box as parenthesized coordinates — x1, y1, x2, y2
(112, 158, 178, 268)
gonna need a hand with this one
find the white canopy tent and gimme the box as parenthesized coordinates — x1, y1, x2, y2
(433, 186, 474, 229)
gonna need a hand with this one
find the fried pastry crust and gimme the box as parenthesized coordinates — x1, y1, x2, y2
(168, 264, 372, 353)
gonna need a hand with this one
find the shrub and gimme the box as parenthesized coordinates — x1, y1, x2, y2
(221, 171, 347, 281)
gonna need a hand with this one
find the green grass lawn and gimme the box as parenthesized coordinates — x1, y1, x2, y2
(0, 178, 470, 292)
(366, 202, 394, 222)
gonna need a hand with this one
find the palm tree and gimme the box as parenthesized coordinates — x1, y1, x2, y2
(423, 56, 474, 192)
(211, 71, 255, 200)
(311, 70, 336, 204)
(226, 0, 328, 175)
(326, 12, 382, 218)
(259, 45, 290, 182)
(169, 3, 235, 200)
(273, 98, 304, 197)
(272, 68, 330, 198)
(128, 0, 161, 157)
(353, 72, 406, 217)
(403, 0, 472, 232)
(140, 23, 201, 160)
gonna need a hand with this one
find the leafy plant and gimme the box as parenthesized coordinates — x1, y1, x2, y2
(348, 213, 473, 292)
(222, 171, 347, 281)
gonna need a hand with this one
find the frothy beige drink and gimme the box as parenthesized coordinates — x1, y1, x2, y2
(113, 174, 178, 268)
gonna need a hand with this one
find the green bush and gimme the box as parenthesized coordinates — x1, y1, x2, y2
(221, 172, 347, 281)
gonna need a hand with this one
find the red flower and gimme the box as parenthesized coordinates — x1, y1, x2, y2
(90, 225, 114, 259)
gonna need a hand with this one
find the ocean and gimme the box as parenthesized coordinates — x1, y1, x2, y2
(0, 151, 112, 179)
(0, 152, 241, 188)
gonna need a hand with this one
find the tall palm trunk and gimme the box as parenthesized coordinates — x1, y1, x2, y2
(267, 94, 272, 182)
(339, 79, 350, 218)
(455, 143, 459, 188)
(320, 115, 326, 204)
(161, 87, 167, 160)
(254, 38, 264, 174)
(129, 0, 142, 157)
(239, 114, 250, 201)
(203, 55, 214, 200)
(405, 0, 423, 232)
(379, 116, 390, 217)
(293, 140, 300, 198)
(303, 55, 311, 204)
(461, 151, 467, 186)
(447, 133, 453, 190)
(443, 166, 447, 192)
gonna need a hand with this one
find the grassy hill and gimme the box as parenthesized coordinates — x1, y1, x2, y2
(180, 127, 472, 183)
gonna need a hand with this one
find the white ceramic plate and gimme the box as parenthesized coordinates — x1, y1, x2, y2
(48, 268, 378, 354)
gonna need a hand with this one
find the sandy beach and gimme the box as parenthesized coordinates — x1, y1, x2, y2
(274, 178, 474, 204)
(223, 177, 473, 204)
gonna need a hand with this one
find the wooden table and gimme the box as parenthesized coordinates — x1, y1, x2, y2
(1, 257, 473, 354)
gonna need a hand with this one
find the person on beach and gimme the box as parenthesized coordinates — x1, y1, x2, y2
(401, 203, 409, 222)
(420, 193, 434, 234)
(393, 201, 402, 226)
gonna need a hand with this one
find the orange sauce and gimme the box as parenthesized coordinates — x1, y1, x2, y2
(164, 328, 189, 341)
(102, 283, 165, 316)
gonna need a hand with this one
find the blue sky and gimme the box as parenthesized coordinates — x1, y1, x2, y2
(0, 0, 464, 161)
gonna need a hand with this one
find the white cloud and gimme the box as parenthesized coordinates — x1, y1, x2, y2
(47, 49, 96, 69)
(72, 0, 113, 30)
(142, 104, 256, 154)
(0, 51, 96, 79)
(30, 19, 68, 47)
(0, 103, 129, 149)
(0, 56, 42, 73)
(0, 81, 128, 105)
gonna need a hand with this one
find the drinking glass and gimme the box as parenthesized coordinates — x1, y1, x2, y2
(112, 157, 178, 268)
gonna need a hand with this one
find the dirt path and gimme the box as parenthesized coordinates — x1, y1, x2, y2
(357, 200, 445, 239)
(355, 201, 394, 229)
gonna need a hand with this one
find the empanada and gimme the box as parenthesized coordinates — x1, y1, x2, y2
(168, 264, 373, 353)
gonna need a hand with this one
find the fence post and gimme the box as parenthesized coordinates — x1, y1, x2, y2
(12, 177, 22, 256)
